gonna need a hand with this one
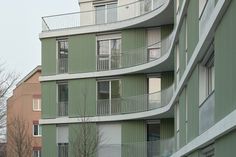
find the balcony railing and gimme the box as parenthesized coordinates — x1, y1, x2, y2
(42, 0, 166, 31)
(58, 101, 68, 117)
(97, 32, 174, 71)
(199, 91, 215, 134)
(97, 85, 174, 116)
(98, 138, 175, 157)
(58, 58, 68, 74)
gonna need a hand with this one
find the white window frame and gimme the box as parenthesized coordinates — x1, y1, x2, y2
(33, 124, 42, 137)
(94, 1, 118, 24)
(96, 79, 121, 115)
(96, 34, 122, 70)
(33, 150, 41, 157)
(33, 98, 41, 111)
(56, 39, 68, 74)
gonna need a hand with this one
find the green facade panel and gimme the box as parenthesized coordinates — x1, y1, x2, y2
(179, 17, 186, 78)
(121, 29, 147, 67)
(42, 82, 57, 119)
(215, 0, 236, 122)
(68, 79, 96, 117)
(122, 120, 147, 157)
(160, 118, 174, 140)
(68, 34, 96, 73)
(42, 125, 57, 157)
(41, 38, 57, 76)
(179, 88, 186, 148)
(187, 150, 199, 157)
(186, 0, 199, 61)
(121, 75, 147, 113)
(215, 130, 236, 157)
(186, 66, 199, 142)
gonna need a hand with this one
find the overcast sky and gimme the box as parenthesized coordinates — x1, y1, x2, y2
(0, 0, 79, 80)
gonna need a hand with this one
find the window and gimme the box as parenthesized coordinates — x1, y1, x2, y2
(33, 98, 41, 111)
(97, 35, 121, 71)
(141, 0, 158, 13)
(58, 83, 68, 117)
(33, 124, 42, 136)
(97, 80, 121, 115)
(148, 77, 161, 109)
(33, 150, 41, 157)
(147, 28, 161, 61)
(95, 2, 117, 24)
(206, 54, 215, 95)
(57, 40, 68, 74)
(57, 126, 69, 157)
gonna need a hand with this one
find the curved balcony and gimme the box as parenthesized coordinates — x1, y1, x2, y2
(98, 138, 175, 157)
(97, 85, 174, 116)
(40, 0, 173, 38)
(40, 31, 174, 82)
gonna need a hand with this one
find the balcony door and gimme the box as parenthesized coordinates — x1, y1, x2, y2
(147, 28, 161, 61)
(97, 37, 121, 71)
(147, 121, 160, 157)
(58, 83, 68, 117)
(57, 39, 68, 74)
(97, 80, 121, 115)
(148, 77, 161, 109)
(95, 2, 117, 24)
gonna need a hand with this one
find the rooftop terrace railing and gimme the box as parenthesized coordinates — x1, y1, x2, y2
(42, 0, 166, 31)
(97, 84, 174, 116)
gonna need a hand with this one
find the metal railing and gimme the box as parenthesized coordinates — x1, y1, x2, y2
(199, 91, 215, 134)
(58, 101, 68, 117)
(58, 58, 68, 74)
(97, 31, 174, 71)
(97, 85, 174, 116)
(42, 0, 166, 31)
(98, 138, 175, 157)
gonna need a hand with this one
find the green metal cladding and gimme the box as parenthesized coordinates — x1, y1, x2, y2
(68, 34, 96, 73)
(68, 79, 96, 117)
(41, 38, 57, 76)
(122, 120, 147, 157)
(186, 0, 199, 61)
(42, 82, 57, 119)
(215, 0, 236, 122)
(42, 125, 57, 157)
(178, 88, 186, 148)
(186, 66, 199, 142)
(215, 130, 236, 157)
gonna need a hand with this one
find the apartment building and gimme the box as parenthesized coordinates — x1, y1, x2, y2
(39, 0, 236, 157)
(7, 66, 42, 157)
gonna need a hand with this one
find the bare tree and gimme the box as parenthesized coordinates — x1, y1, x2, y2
(70, 93, 103, 157)
(7, 116, 33, 157)
(0, 65, 18, 155)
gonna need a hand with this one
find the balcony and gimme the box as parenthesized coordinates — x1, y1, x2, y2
(97, 85, 173, 116)
(58, 101, 68, 117)
(41, 0, 172, 32)
(58, 58, 68, 74)
(199, 91, 215, 134)
(98, 138, 175, 157)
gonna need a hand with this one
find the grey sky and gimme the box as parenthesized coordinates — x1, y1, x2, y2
(0, 0, 79, 79)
